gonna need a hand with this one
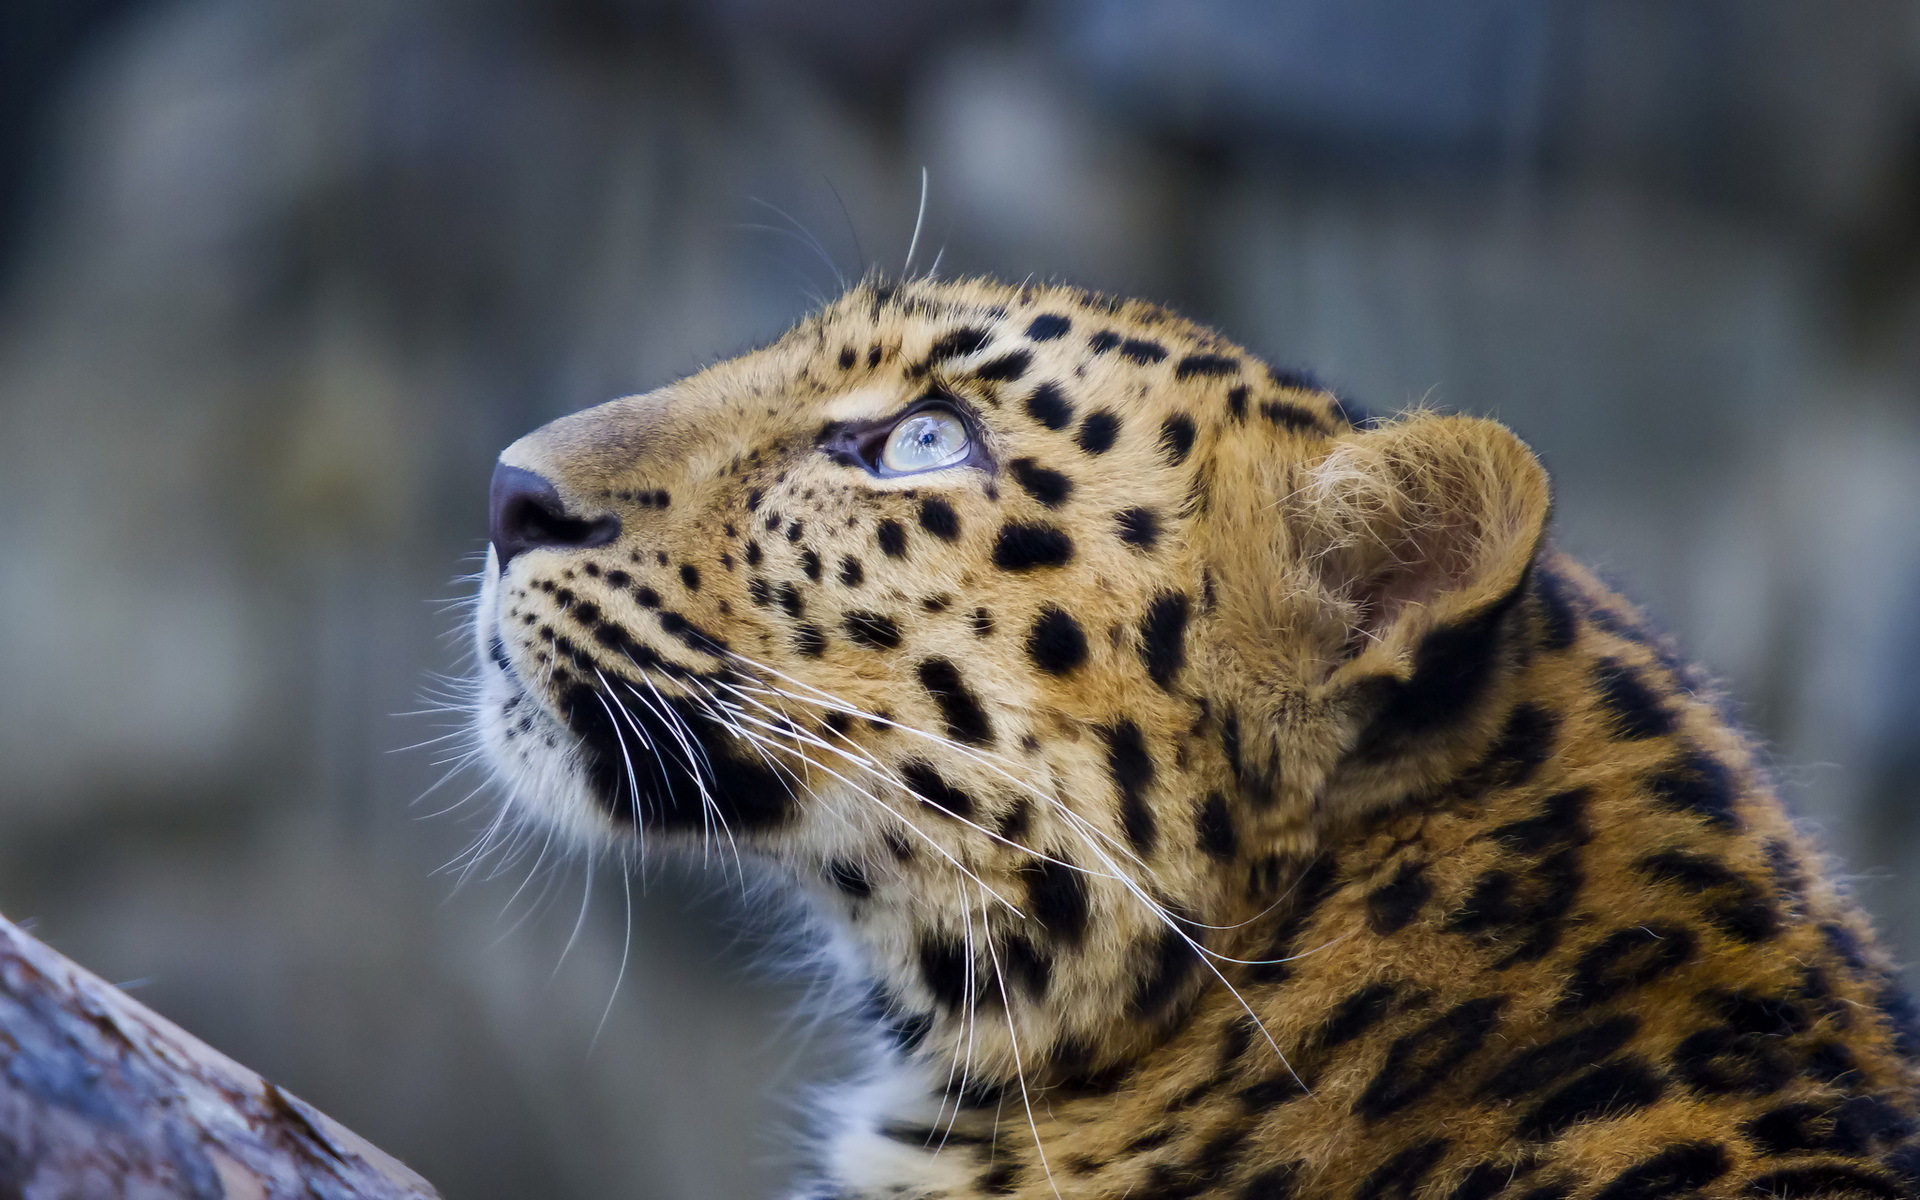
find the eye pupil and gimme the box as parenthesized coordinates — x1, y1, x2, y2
(879, 407, 971, 475)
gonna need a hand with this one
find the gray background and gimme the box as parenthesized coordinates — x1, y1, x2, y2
(2, 2, 1919, 1196)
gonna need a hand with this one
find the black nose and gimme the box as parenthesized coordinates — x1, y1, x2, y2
(489, 463, 620, 571)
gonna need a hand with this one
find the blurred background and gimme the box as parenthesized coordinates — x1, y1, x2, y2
(3, 1, 1920, 1195)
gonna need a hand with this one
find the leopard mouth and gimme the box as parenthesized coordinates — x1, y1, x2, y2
(477, 594, 798, 839)
(548, 672, 799, 834)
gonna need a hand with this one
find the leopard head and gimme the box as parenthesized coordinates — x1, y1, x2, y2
(471, 276, 1549, 1085)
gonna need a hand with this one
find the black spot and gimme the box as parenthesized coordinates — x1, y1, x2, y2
(1027, 607, 1089, 675)
(1488, 788, 1590, 854)
(995, 799, 1031, 842)
(1635, 851, 1777, 942)
(1197, 792, 1238, 860)
(1226, 386, 1249, 421)
(882, 1123, 989, 1149)
(1672, 1025, 1792, 1097)
(837, 346, 856, 369)
(1103, 720, 1156, 851)
(1714, 989, 1809, 1037)
(793, 624, 828, 657)
(1444, 848, 1583, 965)
(1356, 997, 1506, 1120)
(1592, 1142, 1728, 1200)
(1355, 1138, 1449, 1200)
(1822, 920, 1873, 974)
(900, 760, 975, 820)
(975, 350, 1031, 382)
(970, 607, 995, 637)
(917, 658, 994, 745)
(1592, 658, 1674, 740)
(977, 1163, 1020, 1198)
(1185, 1128, 1252, 1193)
(1026, 314, 1071, 341)
(1237, 1072, 1306, 1112)
(1119, 338, 1167, 365)
(1138, 592, 1191, 690)
(918, 936, 972, 1012)
(1116, 506, 1161, 550)
(877, 519, 908, 558)
(797, 550, 821, 582)
(744, 541, 763, 566)
(1010, 458, 1074, 507)
(1088, 330, 1121, 354)
(992, 522, 1075, 571)
(1473, 704, 1560, 790)
(678, 563, 701, 591)
(1534, 570, 1579, 650)
(1745, 1097, 1912, 1157)
(1560, 925, 1696, 1011)
(1175, 353, 1238, 380)
(843, 611, 902, 650)
(1367, 862, 1433, 935)
(1238, 1163, 1301, 1200)
(1002, 935, 1052, 999)
(1742, 1166, 1901, 1199)
(1877, 982, 1920, 1058)
(826, 860, 873, 898)
(918, 498, 960, 541)
(1349, 582, 1525, 760)
(1025, 382, 1075, 430)
(1129, 928, 1199, 1019)
(1158, 414, 1197, 465)
(1023, 857, 1090, 944)
(657, 610, 728, 656)
(1482, 1015, 1640, 1100)
(1260, 401, 1320, 433)
(773, 581, 805, 619)
(1320, 982, 1401, 1048)
(864, 987, 931, 1052)
(921, 594, 949, 613)
(838, 556, 864, 586)
(1076, 410, 1121, 454)
(634, 585, 660, 608)
(1516, 1058, 1665, 1141)
(1646, 747, 1739, 829)
(1803, 1040, 1862, 1086)
(1244, 855, 1341, 985)
(928, 327, 990, 362)
(747, 577, 772, 607)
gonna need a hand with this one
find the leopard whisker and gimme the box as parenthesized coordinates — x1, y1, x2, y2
(978, 881, 1061, 1200)
(715, 708, 1025, 916)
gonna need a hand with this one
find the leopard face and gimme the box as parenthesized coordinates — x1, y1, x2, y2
(473, 275, 1547, 1081)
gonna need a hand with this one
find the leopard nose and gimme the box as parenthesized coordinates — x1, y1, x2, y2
(489, 463, 620, 571)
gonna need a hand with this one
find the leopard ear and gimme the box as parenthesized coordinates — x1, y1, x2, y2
(1288, 412, 1551, 674)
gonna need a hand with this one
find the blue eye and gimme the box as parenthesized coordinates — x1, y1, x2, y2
(881, 408, 971, 474)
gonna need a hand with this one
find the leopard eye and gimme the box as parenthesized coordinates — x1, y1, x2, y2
(880, 407, 971, 474)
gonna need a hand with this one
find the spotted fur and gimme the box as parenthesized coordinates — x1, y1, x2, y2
(472, 277, 1920, 1200)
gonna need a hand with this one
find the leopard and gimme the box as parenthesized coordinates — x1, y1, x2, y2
(470, 275, 1920, 1200)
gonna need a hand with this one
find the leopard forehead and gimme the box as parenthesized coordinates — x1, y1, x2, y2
(476, 275, 1356, 844)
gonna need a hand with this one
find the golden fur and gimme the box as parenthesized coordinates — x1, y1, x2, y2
(472, 277, 1920, 1199)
